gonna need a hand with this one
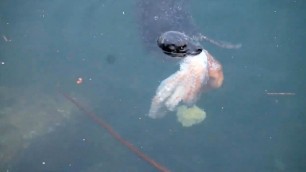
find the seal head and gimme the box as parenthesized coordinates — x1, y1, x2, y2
(157, 31, 202, 58)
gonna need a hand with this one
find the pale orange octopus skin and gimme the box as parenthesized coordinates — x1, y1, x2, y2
(148, 50, 223, 119)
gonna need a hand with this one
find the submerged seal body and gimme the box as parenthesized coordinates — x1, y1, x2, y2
(137, 0, 200, 53)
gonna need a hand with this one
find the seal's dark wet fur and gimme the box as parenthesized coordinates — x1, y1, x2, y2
(137, 0, 198, 53)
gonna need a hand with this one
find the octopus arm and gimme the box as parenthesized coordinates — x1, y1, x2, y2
(148, 52, 209, 119)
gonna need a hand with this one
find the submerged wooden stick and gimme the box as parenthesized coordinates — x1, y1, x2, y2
(60, 92, 170, 172)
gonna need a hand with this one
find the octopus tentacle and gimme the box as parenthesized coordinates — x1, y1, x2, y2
(148, 51, 209, 118)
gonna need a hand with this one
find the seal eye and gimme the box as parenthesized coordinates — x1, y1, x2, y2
(179, 45, 186, 50)
(168, 44, 176, 51)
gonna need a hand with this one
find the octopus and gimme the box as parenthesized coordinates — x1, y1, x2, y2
(148, 31, 223, 119)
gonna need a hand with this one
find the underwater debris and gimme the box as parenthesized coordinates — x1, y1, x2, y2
(105, 54, 116, 64)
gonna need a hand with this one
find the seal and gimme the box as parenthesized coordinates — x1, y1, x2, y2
(137, 0, 241, 52)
